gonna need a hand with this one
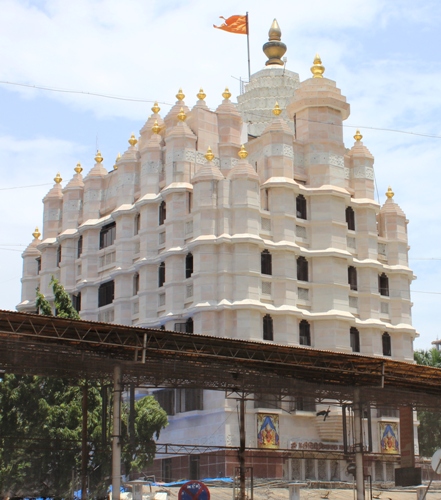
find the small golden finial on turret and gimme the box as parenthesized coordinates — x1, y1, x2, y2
(263, 19, 287, 66)
(177, 107, 186, 122)
(152, 120, 161, 135)
(273, 102, 282, 116)
(129, 133, 138, 147)
(238, 144, 248, 159)
(95, 150, 103, 163)
(354, 130, 363, 142)
(54, 172, 62, 184)
(222, 87, 232, 100)
(205, 146, 214, 162)
(311, 53, 325, 78)
(176, 88, 185, 101)
(197, 88, 206, 100)
(74, 162, 83, 174)
(151, 101, 160, 114)
(386, 186, 394, 199)
(113, 153, 121, 170)
(32, 227, 41, 240)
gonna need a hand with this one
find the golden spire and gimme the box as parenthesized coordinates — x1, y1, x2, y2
(113, 153, 121, 170)
(354, 130, 363, 142)
(128, 133, 138, 147)
(222, 87, 232, 100)
(74, 162, 83, 174)
(263, 19, 286, 66)
(197, 88, 206, 100)
(177, 107, 186, 122)
(311, 53, 325, 78)
(32, 226, 41, 239)
(152, 120, 161, 134)
(176, 88, 185, 101)
(386, 186, 394, 199)
(238, 144, 248, 159)
(95, 150, 103, 163)
(205, 146, 214, 162)
(54, 172, 62, 184)
(151, 101, 160, 114)
(273, 102, 282, 116)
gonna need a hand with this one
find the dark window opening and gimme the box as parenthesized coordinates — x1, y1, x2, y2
(382, 332, 391, 356)
(350, 327, 360, 353)
(263, 314, 274, 341)
(158, 262, 165, 287)
(177, 388, 203, 413)
(346, 207, 355, 231)
(174, 318, 194, 333)
(261, 250, 272, 275)
(72, 292, 81, 313)
(155, 389, 175, 416)
(296, 195, 307, 219)
(185, 253, 193, 279)
(77, 236, 83, 258)
(162, 458, 173, 483)
(348, 266, 358, 291)
(299, 320, 311, 346)
(188, 192, 192, 214)
(36, 257, 41, 274)
(297, 256, 309, 282)
(293, 113, 297, 139)
(56, 246, 61, 268)
(134, 213, 141, 235)
(293, 397, 316, 412)
(189, 455, 200, 480)
(159, 201, 166, 225)
(98, 280, 114, 307)
(254, 393, 280, 409)
(133, 273, 139, 295)
(99, 222, 116, 249)
(379, 273, 389, 296)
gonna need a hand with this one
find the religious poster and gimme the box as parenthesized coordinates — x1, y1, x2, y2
(380, 422, 399, 454)
(257, 414, 280, 449)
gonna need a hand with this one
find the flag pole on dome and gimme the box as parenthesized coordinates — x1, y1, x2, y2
(214, 13, 251, 82)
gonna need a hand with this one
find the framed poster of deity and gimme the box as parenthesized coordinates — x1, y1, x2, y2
(379, 422, 399, 454)
(257, 414, 280, 449)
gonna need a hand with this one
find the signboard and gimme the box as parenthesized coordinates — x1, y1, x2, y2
(178, 481, 210, 500)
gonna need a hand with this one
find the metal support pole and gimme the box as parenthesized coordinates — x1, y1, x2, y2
(353, 388, 365, 500)
(239, 396, 246, 500)
(81, 382, 88, 500)
(112, 365, 122, 500)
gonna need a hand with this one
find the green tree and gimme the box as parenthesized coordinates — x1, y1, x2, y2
(0, 278, 168, 498)
(414, 348, 441, 457)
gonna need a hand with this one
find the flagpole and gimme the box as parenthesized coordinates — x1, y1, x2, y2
(246, 12, 251, 82)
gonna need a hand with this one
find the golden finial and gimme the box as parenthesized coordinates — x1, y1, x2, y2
(177, 107, 186, 122)
(151, 101, 160, 114)
(95, 150, 103, 163)
(273, 102, 282, 116)
(311, 53, 325, 78)
(205, 146, 214, 162)
(54, 172, 62, 184)
(113, 153, 121, 170)
(74, 162, 83, 174)
(354, 130, 363, 142)
(176, 88, 185, 101)
(152, 120, 161, 135)
(386, 186, 394, 199)
(238, 144, 248, 159)
(32, 226, 41, 239)
(197, 88, 206, 100)
(222, 87, 232, 100)
(263, 19, 286, 66)
(128, 133, 138, 147)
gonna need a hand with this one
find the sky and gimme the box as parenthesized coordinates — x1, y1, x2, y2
(0, 0, 440, 350)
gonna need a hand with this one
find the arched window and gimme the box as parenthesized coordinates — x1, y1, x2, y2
(159, 201, 166, 225)
(348, 266, 357, 291)
(263, 314, 274, 341)
(297, 256, 309, 282)
(299, 320, 311, 346)
(158, 262, 165, 287)
(382, 332, 391, 356)
(133, 273, 139, 295)
(296, 195, 307, 219)
(134, 213, 141, 235)
(185, 317, 194, 333)
(378, 273, 389, 296)
(350, 327, 360, 353)
(346, 207, 355, 231)
(185, 253, 193, 279)
(261, 250, 272, 275)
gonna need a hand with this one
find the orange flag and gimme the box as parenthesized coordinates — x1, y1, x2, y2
(214, 15, 248, 34)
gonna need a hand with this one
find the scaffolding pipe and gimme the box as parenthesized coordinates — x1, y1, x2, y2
(112, 365, 122, 500)
(239, 396, 246, 500)
(353, 388, 365, 500)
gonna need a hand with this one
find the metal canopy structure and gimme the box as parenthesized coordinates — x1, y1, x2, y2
(1, 309, 441, 411)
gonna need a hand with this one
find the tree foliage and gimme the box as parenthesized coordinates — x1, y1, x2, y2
(414, 348, 441, 457)
(0, 278, 168, 498)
